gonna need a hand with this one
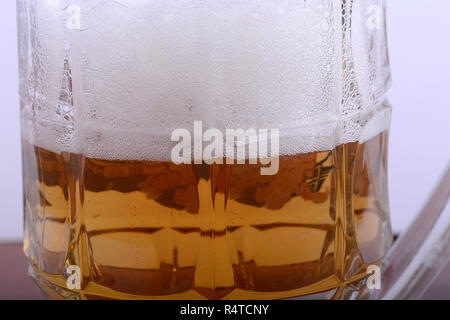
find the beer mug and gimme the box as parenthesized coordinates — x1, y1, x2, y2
(17, 0, 450, 300)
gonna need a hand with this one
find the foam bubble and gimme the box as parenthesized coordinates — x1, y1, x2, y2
(19, 0, 391, 160)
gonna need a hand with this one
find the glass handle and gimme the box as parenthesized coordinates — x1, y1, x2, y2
(365, 164, 450, 299)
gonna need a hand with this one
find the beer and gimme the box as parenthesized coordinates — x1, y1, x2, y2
(18, 0, 394, 299)
(23, 132, 392, 300)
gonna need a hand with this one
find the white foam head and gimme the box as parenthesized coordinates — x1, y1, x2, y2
(19, 0, 391, 160)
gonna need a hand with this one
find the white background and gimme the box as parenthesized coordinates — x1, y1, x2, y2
(1, 0, 449, 241)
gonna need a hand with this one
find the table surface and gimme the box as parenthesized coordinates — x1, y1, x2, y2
(0, 243, 448, 300)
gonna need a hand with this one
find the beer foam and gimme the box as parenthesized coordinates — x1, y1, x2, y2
(19, 0, 391, 161)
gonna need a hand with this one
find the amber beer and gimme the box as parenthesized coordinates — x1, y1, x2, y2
(22, 131, 392, 300)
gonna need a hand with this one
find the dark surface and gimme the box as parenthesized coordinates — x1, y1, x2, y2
(0, 243, 43, 300)
(0, 243, 448, 300)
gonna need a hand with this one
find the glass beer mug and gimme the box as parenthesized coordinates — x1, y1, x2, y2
(17, 0, 450, 300)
